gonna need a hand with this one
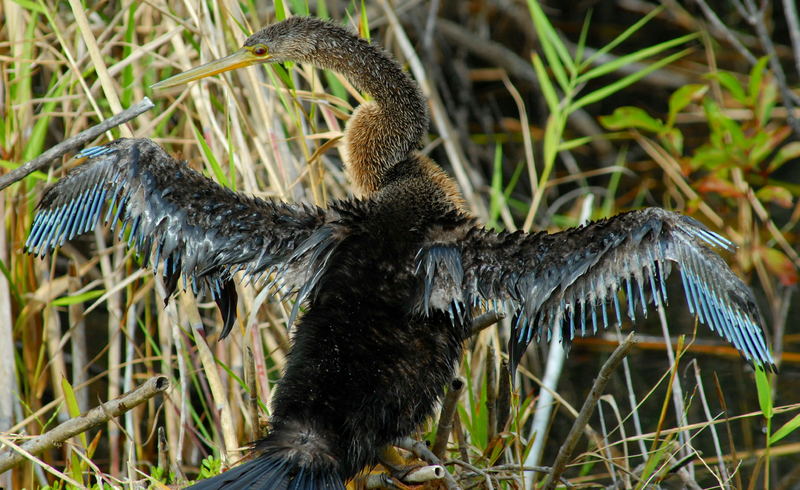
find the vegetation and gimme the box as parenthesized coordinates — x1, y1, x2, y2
(1, 0, 798, 488)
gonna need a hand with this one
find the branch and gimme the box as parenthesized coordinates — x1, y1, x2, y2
(471, 310, 505, 336)
(0, 375, 169, 473)
(432, 377, 465, 458)
(691, 0, 757, 64)
(0, 97, 155, 191)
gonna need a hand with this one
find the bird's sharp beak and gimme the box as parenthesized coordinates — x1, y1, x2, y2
(151, 48, 268, 89)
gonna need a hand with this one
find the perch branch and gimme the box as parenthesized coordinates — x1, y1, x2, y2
(0, 375, 169, 473)
(432, 377, 465, 458)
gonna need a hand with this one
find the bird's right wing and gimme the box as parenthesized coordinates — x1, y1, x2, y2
(26, 138, 343, 337)
(415, 208, 773, 370)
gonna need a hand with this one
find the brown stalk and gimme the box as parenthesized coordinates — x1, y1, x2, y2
(486, 347, 498, 444)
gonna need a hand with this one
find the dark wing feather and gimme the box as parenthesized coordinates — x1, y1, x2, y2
(26, 138, 340, 338)
(415, 208, 774, 371)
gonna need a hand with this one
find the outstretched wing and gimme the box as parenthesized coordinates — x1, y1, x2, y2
(26, 138, 340, 338)
(415, 208, 773, 370)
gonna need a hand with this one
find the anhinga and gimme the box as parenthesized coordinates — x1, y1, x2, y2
(26, 16, 773, 490)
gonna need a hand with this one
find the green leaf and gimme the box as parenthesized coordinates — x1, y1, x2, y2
(755, 368, 773, 420)
(711, 71, 747, 105)
(703, 98, 747, 150)
(571, 48, 691, 111)
(691, 145, 729, 171)
(667, 84, 707, 128)
(660, 127, 684, 155)
(599, 106, 664, 133)
(61, 378, 82, 419)
(770, 411, 800, 445)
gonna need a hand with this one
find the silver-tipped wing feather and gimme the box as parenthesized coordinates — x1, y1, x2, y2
(27, 138, 339, 338)
(416, 208, 774, 370)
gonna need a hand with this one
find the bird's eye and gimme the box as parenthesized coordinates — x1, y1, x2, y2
(252, 45, 268, 56)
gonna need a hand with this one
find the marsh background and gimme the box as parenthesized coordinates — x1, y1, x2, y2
(1, 0, 799, 488)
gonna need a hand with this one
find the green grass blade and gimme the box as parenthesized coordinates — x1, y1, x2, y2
(531, 53, 560, 113)
(120, 4, 137, 108)
(191, 122, 231, 189)
(527, 0, 571, 90)
(571, 48, 692, 111)
(578, 34, 697, 84)
(582, 5, 665, 68)
(51, 290, 105, 307)
(770, 411, 800, 445)
(755, 368, 773, 420)
(359, 0, 370, 42)
(487, 143, 503, 229)
(574, 9, 593, 65)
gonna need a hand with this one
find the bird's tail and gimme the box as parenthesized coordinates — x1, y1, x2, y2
(188, 423, 345, 490)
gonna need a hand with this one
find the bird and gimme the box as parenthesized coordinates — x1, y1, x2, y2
(26, 16, 773, 490)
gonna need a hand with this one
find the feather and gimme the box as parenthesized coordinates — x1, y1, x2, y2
(27, 138, 337, 336)
(416, 208, 775, 372)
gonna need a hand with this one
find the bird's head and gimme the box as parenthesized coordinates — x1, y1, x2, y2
(151, 17, 331, 90)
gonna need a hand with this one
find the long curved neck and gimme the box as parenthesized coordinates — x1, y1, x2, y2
(291, 20, 429, 194)
(302, 26, 425, 120)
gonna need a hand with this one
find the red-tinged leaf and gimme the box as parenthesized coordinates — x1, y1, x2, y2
(599, 106, 664, 133)
(756, 185, 794, 208)
(696, 175, 743, 198)
(760, 247, 799, 286)
(768, 141, 800, 173)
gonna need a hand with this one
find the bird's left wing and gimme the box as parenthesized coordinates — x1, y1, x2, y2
(26, 138, 341, 337)
(415, 208, 773, 370)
